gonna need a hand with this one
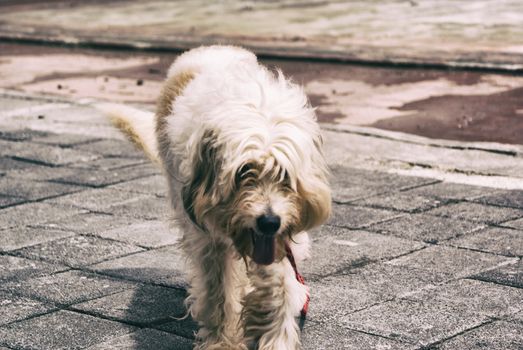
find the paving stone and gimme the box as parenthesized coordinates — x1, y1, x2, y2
(104, 195, 170, 220)
(473, 259, 523, 289)
(75, 139, 144, 158)
(47, 187, 147, 211)
(109, 174, 167, 197)
(35, 212, 141, 235)
(56, 191, 163, 219)
(13, 235, 144, 268)
(155, 318, 198, 340)
(0, 177, 83, 201)
(0, 255, 67, 282)
(439, 321, 523, 350)
(303, 226, 424, 278)
(354, 192, 442, 212)
(0, 140, 17, 157)
(32, 133, 101, 147)
(0, 195, 26, 208)
(0, 202, 85, 229)
(98, 220, 181, 248)
(0, 270, 135, 306)
(331, 166, 435, 191)
(0, 96, 42, 114)
(301, 322, 413, 350)
(330, 166, 435, 203)
(328, 204, 401, 229)
(426, 202, 523, 224)
(0, 129, 50, 142)
(369, 213, 484, 243)
(448, 226, 523, 257)
(92, 246, 187, 288)
(387, 245, 516, 278)
(0, 290, 55, 326)
(406, 182, 501, 201)
(331, 183, 388, 203)
(72, 284, 186, 326)
(21, 122, 120, 141)
(87, 328, 193, 350)
(307, 277, 383, 323)
(23, 104, 109, 126)
(331, 179, 438, 204)
(405, 279, 523, 318)
(0, 156, 34, 171)
(475, 189, 523, 210)
(307, 263, 449, 323)
(502, 217, 523, 230)
(51, 163, 158, 187)
(9, 141, 99, 166)
(3, 164, 76, 181)
(69, 156, 147, 170)
(341, 298, 488, 346)
(0, 226, 74, 252)
(511, 310, 523, 324)
(0, 310, 135, 350)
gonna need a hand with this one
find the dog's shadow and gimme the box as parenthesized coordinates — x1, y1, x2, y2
(104, 268, 197, 349)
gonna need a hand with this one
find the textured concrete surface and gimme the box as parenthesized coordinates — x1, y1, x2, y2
(2, 42, 523, 145)
(1, 0, 523, 71)
(1, 3, 523, 346)
(0, 92, 522, 349)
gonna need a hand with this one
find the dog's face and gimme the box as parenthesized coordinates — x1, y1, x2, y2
(182, 128, 331, 265)
(226, 160, 301, 265)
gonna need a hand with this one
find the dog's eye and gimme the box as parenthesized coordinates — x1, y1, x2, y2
(282, 171, 292, 188)
(237, 163, 255, 180)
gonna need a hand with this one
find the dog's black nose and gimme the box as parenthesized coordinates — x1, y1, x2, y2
(256, 214, 281, 235)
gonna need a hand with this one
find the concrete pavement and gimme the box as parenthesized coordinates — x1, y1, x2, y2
(0, 89, 522, 349)
(0, 1, 522, 348)
(1, 0, 523, 71)
(2, 41, 523, 145)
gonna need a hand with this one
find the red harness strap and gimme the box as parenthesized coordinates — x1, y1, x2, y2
(284, 242, 309, 329)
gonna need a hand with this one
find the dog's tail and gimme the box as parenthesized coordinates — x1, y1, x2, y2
(96, 103, 160, 164)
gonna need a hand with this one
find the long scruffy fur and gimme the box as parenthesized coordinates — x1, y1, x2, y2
(103, 46, 331, 350)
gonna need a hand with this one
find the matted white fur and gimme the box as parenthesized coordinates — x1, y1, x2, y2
(105, 45, 331, 350)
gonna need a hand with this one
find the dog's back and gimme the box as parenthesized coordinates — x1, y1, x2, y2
(167, 45, 257, 79)
(99, 45, 258, 165)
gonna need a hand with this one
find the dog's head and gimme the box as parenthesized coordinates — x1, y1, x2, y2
(181, 75, 331, 265)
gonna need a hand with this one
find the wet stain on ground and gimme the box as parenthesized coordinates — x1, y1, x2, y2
(307, 93, 344, 123)
(1, 42, 522, 145)
(371, 87, 523, 144)
(266, 60, 485, 87)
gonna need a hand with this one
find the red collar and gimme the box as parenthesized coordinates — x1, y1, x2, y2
(285, 242, 309, 329)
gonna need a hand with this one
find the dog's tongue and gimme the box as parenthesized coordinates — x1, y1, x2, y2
(252, 233, 276, 265)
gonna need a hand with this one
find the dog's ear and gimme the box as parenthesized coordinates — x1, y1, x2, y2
(297, 134, 331, 231)
(297, 174, 331, 231)
(182, 130, 221, 228)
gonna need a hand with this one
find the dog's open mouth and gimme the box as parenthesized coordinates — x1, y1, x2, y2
(251, 230, 276, 265)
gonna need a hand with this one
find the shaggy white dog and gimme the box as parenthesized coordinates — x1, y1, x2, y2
(103, 46, 331, 350)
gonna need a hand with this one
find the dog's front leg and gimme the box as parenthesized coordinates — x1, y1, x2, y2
(184, 233, 246, 350)
(243, 259, 308, 350)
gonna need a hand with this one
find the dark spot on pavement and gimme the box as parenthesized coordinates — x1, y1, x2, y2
(267, 59, 483, 87)
(308, 93, 343, 123)
(370, 87, 523, 145)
